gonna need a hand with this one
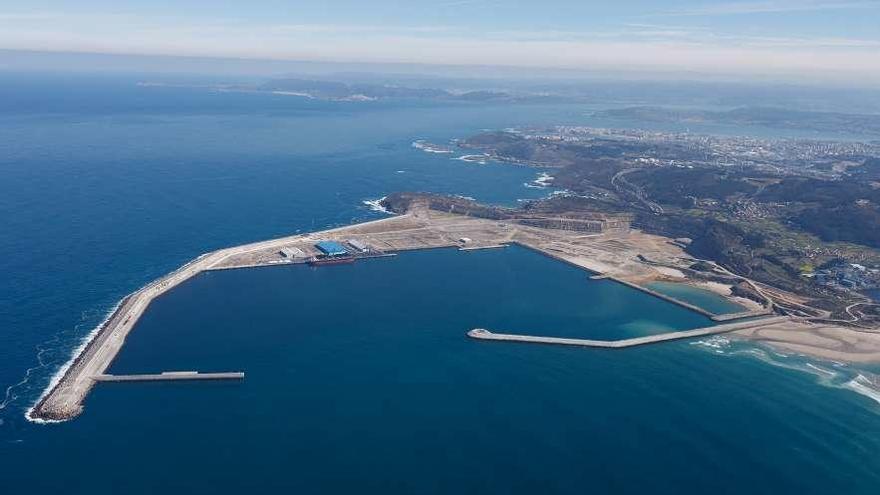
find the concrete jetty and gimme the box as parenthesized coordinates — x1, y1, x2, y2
(467, 316, 790, 349)
(93, 371, 244, 382)
(606, 276, 719, 318)
(508, 242, 765, 321)
(604, 276, 769, 322)
(711, 309, 774, 322)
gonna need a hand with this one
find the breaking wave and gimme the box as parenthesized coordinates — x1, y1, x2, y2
(524, 172, 554, 189)
(412, 140, 453, 154)
(362, 197, 392, 215)
(23, 294, 135, 423)
(844, 375, 880, 405)
(690, 337, 880, 408)
(454, 154, 489, 165)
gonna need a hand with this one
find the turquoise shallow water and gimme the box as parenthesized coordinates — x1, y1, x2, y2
(646, 281, 746, 315)
(1, 72, 880, 494)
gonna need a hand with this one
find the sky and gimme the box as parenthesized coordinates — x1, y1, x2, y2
(0, 0, 879, 84)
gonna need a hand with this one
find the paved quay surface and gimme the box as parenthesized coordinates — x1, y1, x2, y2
(93, 372, 244, 382)
(30, 207, 779, 421)
(468, 316, 791, 349)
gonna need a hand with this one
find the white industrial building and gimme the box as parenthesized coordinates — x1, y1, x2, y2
(279, 246, 307, 258)
(347, 239, 369, 252)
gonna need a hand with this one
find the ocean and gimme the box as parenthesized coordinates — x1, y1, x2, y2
(1, 72, 879, 493)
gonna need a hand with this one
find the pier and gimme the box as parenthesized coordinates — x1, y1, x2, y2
(93, 371, 244, 382)
(467, 316, 790, 349)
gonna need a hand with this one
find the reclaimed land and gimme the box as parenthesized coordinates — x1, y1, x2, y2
(29, 205, 880, 421)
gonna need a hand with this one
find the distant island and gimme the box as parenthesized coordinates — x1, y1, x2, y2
(257, 78, 517, 102)
(138, 77, 558, 103)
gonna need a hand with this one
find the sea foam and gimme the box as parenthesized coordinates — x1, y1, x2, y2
(524, 172, 554, 189)
(22, 295, 130, 424)
(412, 140, 453, 154)
(691, 337, 880, 410)
(454, 154, 489, 165)
(844, 375, 880, 405)
(363, 197, 392, 215)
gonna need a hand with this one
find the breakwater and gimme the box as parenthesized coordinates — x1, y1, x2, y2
(29, 214, 409, 422)
(467, 316, 790, 348)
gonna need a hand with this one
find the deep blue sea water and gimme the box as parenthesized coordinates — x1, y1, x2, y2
(2, 72, 880, 493)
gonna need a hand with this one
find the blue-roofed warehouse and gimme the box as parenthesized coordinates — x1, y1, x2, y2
(315, 241, 348, 257)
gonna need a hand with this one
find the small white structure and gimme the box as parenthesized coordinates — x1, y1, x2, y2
(280, 247, 306, 258)
(459, 237, 472, 244)
(347, 239, 369, 252)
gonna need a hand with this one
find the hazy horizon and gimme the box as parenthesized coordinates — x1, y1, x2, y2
(1, 0, 879, 87)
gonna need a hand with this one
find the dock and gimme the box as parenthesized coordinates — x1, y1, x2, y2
(93, 371, 244, 382)
(467, 316, 790, 349)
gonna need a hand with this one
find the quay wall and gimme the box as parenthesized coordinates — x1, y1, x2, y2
(511, 241, 769, 322)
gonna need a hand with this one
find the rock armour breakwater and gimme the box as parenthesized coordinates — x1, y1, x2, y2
(29, 214, 409, 422)
(468, 316, 791, 348)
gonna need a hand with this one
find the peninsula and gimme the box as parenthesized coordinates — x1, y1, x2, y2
(29, 194, 880, 421)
